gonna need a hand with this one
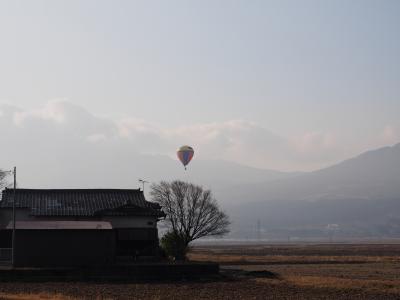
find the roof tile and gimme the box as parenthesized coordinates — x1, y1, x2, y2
(0, 188, 164, 217)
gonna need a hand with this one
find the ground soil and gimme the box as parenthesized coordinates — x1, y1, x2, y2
(1, 243, 400, 299)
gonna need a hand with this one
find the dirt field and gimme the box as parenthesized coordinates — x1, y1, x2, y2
(0, 243, 400, 299)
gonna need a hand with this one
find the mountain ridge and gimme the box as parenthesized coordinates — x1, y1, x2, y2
(223, 143, 400, 238)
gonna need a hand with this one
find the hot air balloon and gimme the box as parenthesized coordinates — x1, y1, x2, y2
(177, 145, 194, 170)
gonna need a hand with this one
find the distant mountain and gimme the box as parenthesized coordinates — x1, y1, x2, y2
(224, 143, 400, 238)
(227, 143, 400, 203)
(179, 159, 301, 194)
(8, 132, 400, 238)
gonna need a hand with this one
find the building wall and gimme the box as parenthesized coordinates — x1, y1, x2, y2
(0, 209, 32, 229)
(14, 229, 115, 267)
(102, 216, 157, 229)
(0, 209, 161, 257)
(0, 209, 159, 229)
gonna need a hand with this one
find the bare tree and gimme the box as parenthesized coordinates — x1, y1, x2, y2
(0, 170, 8, 191)
(150, 180, 230, 255)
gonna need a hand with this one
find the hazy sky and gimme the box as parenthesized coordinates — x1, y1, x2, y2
(0, 0, 399, 175)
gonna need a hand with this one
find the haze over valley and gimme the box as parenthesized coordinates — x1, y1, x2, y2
(1, 101, 399, 239)
(1, 1, 400, 240)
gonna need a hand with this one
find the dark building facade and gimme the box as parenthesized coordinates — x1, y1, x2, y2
(0, 188, 165, 267)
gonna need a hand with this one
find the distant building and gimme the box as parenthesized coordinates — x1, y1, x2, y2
(0, 188, 165, 267)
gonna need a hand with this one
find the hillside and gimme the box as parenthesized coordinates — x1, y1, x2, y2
(224, 143, 400, 238)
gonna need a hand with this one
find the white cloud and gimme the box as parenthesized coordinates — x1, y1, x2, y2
(381, 125, 399, 145)
(118, 118, 162, 137)
(87, 133, 108, 143)
(293, 131, 336, 153)
(9, 100, 119, 140)
(166, 120, 289, 168)
(13, 99, 68, 126)
(0, 100, 374, 172)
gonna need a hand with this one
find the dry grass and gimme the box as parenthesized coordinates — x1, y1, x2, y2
(1, 244, 400, 299)
(189, 243, 400, 299)
(189, 252, 399, 265)
(0, 293, 75, 300)
(0, 280, 396, 300)
(283, 275, 400, 294)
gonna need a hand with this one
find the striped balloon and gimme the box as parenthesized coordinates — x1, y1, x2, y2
(177, 145, 194, 170)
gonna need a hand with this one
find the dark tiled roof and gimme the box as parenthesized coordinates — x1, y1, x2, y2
(0, 189, 164, 217)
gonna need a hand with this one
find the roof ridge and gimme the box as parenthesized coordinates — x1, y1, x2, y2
(0, 188, 166, 218)
(3, 188, 142, 192)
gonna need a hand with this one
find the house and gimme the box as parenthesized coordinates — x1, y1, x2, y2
(0, 188, 165, 267)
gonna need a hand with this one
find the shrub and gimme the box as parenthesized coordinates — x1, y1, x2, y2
(160, 231, 188, 261)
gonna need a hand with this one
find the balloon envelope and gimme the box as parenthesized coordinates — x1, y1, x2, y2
(177, 145, 194, 168)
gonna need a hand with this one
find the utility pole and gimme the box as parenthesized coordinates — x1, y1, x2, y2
(12, 166, 16, 267)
